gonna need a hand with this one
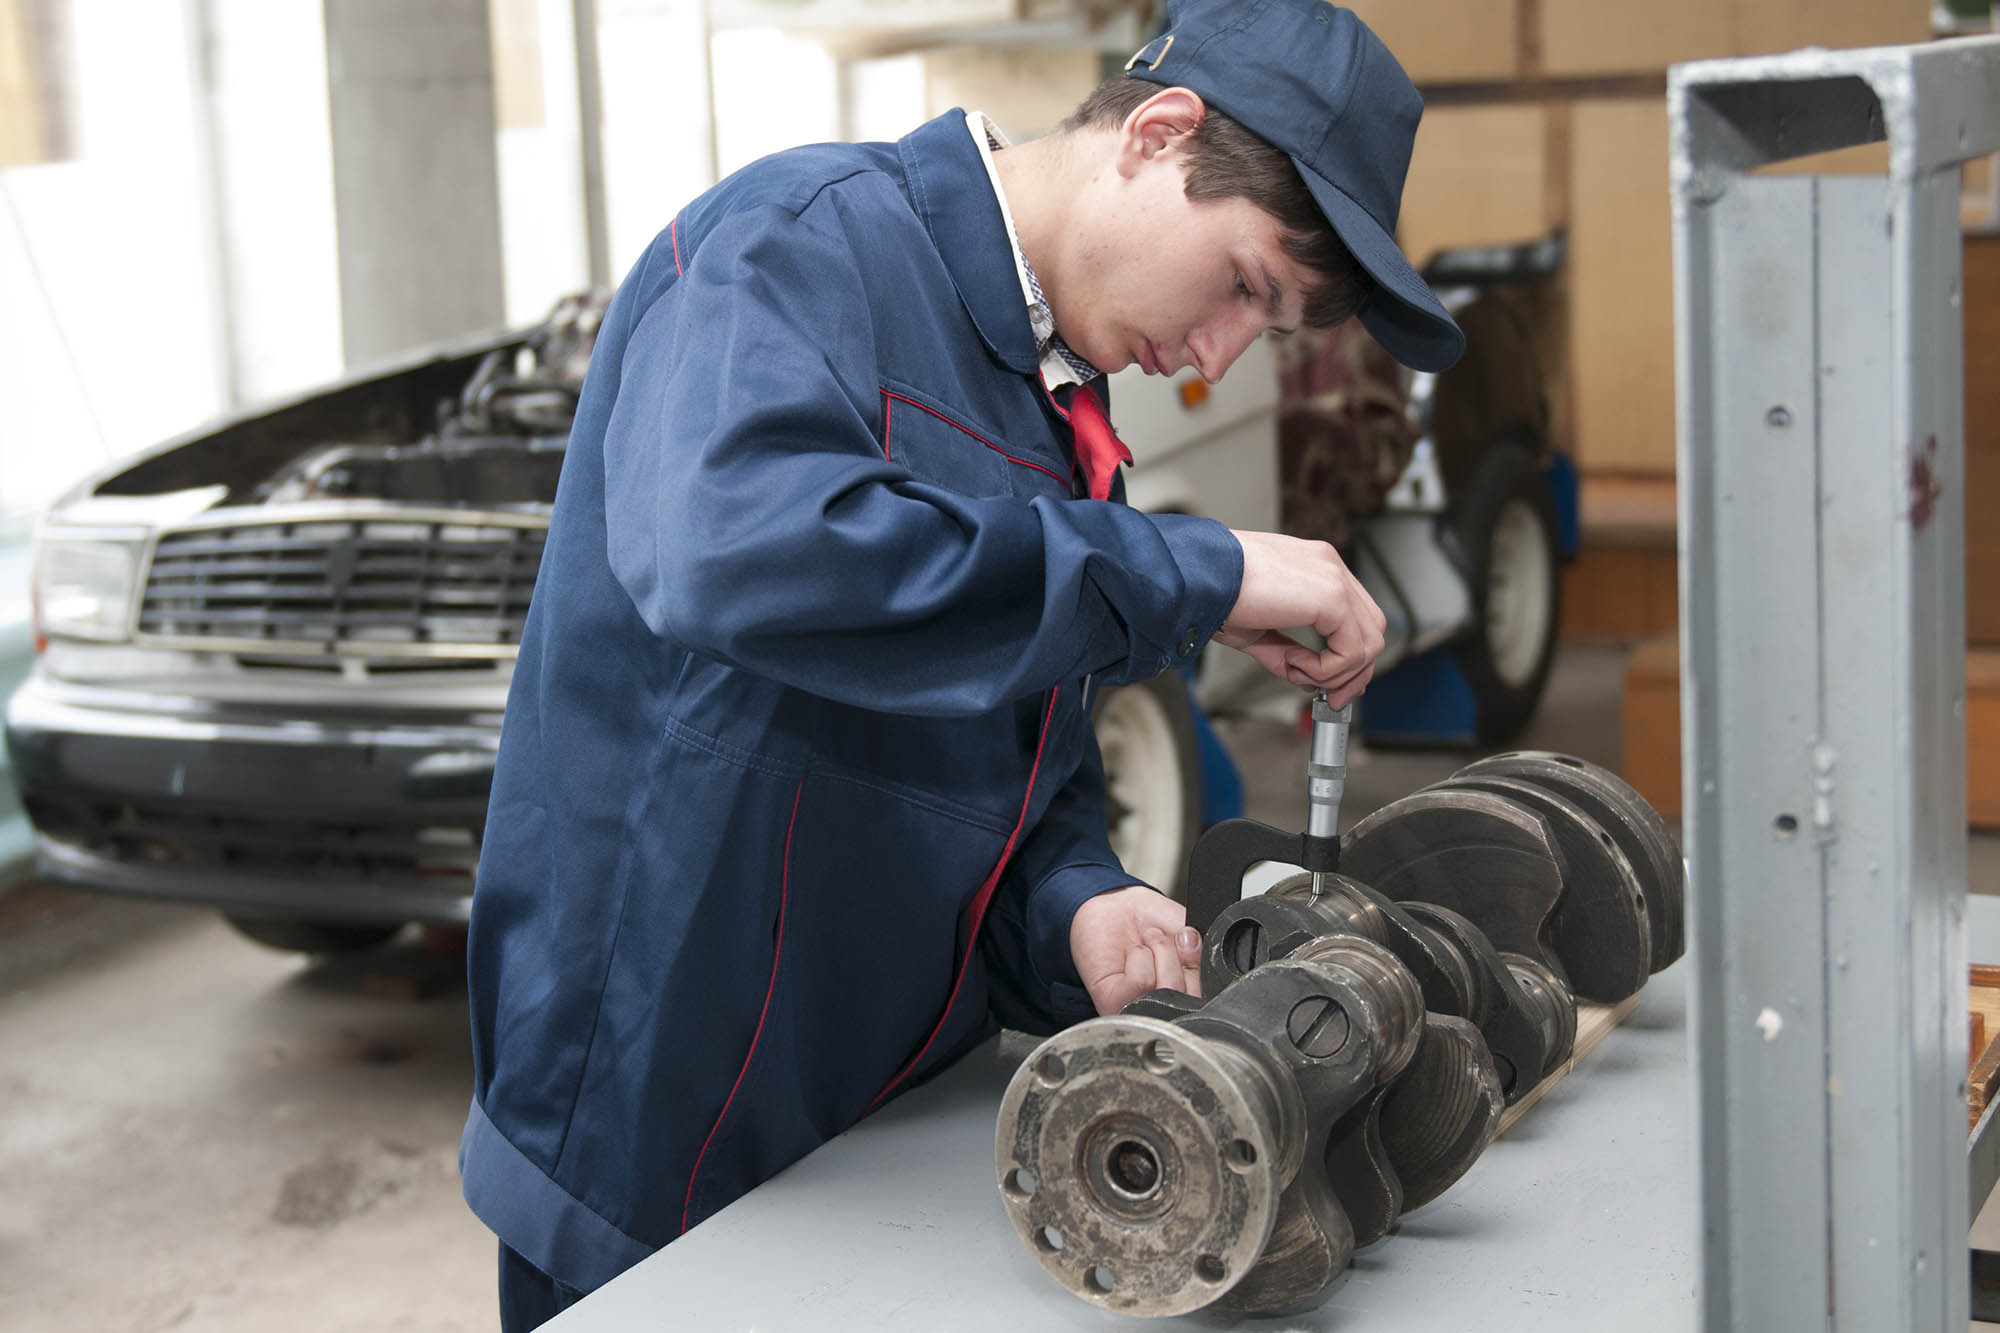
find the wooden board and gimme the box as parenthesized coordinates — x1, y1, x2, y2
(1564, 546, 1679, 641)
(1967, 233, 2000, 645)
(1620, 637, 2000, 830)
(1497, 991, 1644, 1137)
(1732, 0, 1933, 62)
(1561, 474, 1679, 640)
(1339, 0, 1523, 85)
(1620, 631, 1683, 819)
(1567, 98, 1676, 475)
(1972, 965, 2000, 1131)
(1399, 103, 1557, 270)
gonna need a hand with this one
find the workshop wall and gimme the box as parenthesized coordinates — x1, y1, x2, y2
(1365, 0, 1935, 478)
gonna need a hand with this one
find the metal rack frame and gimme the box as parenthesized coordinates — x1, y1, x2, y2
(1671, 36, 2000, 1330)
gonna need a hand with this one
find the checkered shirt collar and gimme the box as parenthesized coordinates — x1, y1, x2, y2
(965, 111, 1101, 391)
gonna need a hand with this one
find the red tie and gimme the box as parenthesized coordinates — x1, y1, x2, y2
(1068, 385, 1132, 502)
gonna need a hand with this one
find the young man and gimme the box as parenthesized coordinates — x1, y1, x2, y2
(461, 1, 1463, 1324)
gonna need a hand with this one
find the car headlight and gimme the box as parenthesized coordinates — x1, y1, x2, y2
(33, 531, 148, 644)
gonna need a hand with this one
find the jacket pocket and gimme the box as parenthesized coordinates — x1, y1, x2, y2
(880, 384, 1067, 500)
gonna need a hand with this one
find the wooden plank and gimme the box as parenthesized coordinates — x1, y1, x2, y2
(1966, 233, 2000, 644)
(1976, 651, 2000, 830)
(1497, 991, 1643, 1137)
(1399, 103, 1553, 270)
(1539, 0, 1731, 77)
(1972, 968, 2000, 1130)
(1578, 473, 1676, 548)
(1564, 474, 1678, 641)
(1731, 0, 1933, 61)
(1567, 98, 1676, 474)
(1623, 639, 2000, 831)
(1340, 0, 1522, 85)
(1620, 631, 1683, 819)
(1563, 545, 1679, 640)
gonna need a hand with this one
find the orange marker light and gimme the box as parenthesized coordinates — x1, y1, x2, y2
(1177, 377, 1210, 409)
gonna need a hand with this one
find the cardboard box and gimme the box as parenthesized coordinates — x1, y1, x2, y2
(1398, 103, 1561, 269)
(1341, 0, 1522, 84)
(1538, 0, 1930, 80)
(1566, 97, 1676, 474)
(1540, 0, 1731, 78)
(1732, 0, 1933, 60)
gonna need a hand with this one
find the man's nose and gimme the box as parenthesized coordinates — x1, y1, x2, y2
(1188, 317, 1262, 383)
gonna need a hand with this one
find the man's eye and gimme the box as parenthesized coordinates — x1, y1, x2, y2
(1235, 273, 1253, 299)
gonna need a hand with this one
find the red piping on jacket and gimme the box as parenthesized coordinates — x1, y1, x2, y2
(880, 390, 1067, 486)
(679, 779, 803, 1236)
(671, 217, 683, 275)
(881, 393, 893, 461)
(865, 687, 1060, 1113)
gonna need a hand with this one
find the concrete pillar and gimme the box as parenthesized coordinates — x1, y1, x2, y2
(323, 0, 505, 367)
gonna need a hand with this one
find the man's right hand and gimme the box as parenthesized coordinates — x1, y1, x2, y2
(1215, 529, 1387, 706)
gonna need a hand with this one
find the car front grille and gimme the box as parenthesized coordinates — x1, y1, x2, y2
(134, 511, 545, 660)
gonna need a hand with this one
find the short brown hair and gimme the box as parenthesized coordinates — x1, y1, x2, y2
(1060, 78, 1370, 330)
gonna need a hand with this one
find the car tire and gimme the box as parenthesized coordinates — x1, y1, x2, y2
(223, 914, 404, 955)
(1092, 673, 1203, 900)
(1450, 440, 1562, 746)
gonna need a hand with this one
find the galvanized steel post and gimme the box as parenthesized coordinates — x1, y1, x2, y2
(1671, 37, 2000, 1330)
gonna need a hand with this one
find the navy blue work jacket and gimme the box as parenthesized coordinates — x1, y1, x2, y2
(460, 110, 1244, 1294)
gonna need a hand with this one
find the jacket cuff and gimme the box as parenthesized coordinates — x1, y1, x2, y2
(1027, 859, 1150, 993)
(1144, 513, 1242, 673)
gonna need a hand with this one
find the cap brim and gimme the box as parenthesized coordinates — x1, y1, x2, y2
(1295, 158, 1465, 373)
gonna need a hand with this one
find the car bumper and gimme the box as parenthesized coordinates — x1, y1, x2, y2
(4, 675, 501, 923)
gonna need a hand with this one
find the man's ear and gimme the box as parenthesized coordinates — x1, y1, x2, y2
(1114, 86, 1206, 179)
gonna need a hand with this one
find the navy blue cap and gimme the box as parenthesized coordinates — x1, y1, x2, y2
(1125, 0, 1465, 372)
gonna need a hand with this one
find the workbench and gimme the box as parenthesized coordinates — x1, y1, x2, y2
(549, 964, 1696, 1331)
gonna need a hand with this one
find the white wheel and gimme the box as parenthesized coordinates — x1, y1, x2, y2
(1484, 498, 1556, 689)
(1093, 676, 1202, 898)
(1450, 440, 1562, 744)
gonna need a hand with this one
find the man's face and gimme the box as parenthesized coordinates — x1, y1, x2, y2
(1048, 104, 1313, 384)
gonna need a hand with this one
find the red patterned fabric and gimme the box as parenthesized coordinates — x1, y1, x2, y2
(1275, 321, 1418, 549)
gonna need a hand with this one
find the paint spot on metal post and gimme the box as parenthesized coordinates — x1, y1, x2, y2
(1908, 436, 1942, 529)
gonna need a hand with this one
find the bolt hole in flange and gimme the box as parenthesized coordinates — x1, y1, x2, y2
(1087, 1266, 1117, 1294)
(1195, 1254, 1228, 1284)
(1036, 1054, 1067, 1086)
(1143, 1039, 1178, 1075)
(1224, 1139, 1258, 1172)
(1035, 1225, 1066, 1253)
(1004, 1167, 1038, 1199)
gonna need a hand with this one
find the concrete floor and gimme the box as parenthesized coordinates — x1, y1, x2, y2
(0, 639, 1992, 1329)
(0, 895, 490, 1331)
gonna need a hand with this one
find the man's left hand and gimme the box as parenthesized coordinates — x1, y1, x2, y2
(1069, 886, 1203, 1015)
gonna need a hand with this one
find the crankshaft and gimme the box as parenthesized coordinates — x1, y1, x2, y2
(996, 747, 1685, 1317)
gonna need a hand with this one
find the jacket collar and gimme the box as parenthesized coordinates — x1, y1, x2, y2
(897, 111, 1042, 377)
